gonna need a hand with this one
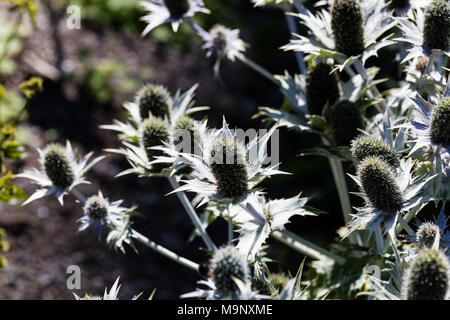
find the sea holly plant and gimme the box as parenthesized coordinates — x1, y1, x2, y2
(9, 0, 450, 301)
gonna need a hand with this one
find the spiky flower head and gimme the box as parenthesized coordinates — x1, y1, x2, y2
(351, 136, 398, 167)
(43, 144, 75, 189)
(211, 246, 250, 297)
(141, 118, 170, 172)
(173, 116, 198, 153)
(423, 0, 450, 52)
(84, 195, 109, 221)
(329, 100, 364, 146)
(136, 84, 171, 120)
(210, 138, 248, 198)
(416, 222, 441, 248)
(358, 156, 403, 213)
(331, 0, 365, 57)
(306, 62, 340, 116)
(430, 97, 450, 146)
(415, 56, 429, 73)
(163, 0, 190, 18)
(385, 0, 410, 10)
(403, 248, 450, 300)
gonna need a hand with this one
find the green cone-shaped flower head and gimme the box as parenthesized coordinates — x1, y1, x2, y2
(173, 116, 199, 153)
(84, 195, 109, 221)
(416, 222, 441, 248)
(351, 136, 398, 167)
(211, 246, 250, 297)
(43, 144, 75, 188)
(329, 100, 364, 146)
(164, 0, 190, 18)
(358, 156, 403, 213)
(210, 138, 248, 198)
(404, 248, 450, 300)
(331, 0, 365, 57)
(423, 0, 450, 52)
(136, 84, 171, 120)
(306, 62, 340, 116)
(141, 118, 170, 172)
(430, 97, 450, 146)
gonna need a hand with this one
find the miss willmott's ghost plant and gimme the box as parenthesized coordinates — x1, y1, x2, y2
(15, 0, 450, 300)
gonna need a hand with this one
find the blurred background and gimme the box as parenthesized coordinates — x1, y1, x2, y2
(0, 0, 408, 299)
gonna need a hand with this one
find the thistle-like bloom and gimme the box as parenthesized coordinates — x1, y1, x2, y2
(141, 117, 171, 172)
(181, 245, 267, 300)
(402, 248, 450, 300)
(404, 204, 450, 259)
(16, 141, 104, 205)
(101, 84, 205, 142)
(408, 92, 450, 200)
(396, 1, 450, 63)
(329, 100, 364, 146)
(202, 24, 247, 62)
(306, 62, 340, 116)
(348, 157, 432, 238)
(169, 120, 286, 206)
(140, 0, 209, 35)
(283, 0, 396, 67)
(136, 84, 172, 120)
(211, 246, 250, 297)
(77, 191, 134, 236)
(351, 135, 399, 167)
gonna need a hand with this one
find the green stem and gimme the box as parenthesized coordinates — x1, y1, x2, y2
(132, 230, 199, 272)
(168, 176, 217, 252)
(271, 230, 345, 264)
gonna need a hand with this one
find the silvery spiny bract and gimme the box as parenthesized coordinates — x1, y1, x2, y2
(136, 83, 172, 120)
(211, 246, 250, 297)
(329, 100, 364, 146)
(403, 248, 450, 300)
(331, 0, 365, 57)
(423, 0, 450, 52)
(306, 62, 340, 116)
(351, 135, 398, 167)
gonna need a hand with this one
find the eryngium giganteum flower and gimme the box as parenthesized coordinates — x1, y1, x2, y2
(163, 0, 190, 18)
(211, 246, 250, 297)
(331, 0, 365, 57)
(430, 97, 450, 146)
(141, 118, 170, 172)
(403, 249, 450, 300)
(423, 0, 450, 52)
(306, 62, 340, 116)
(351, 136, 398, 167)
(416, 222, 441, 248)
(358, 156, 403, 213)
(136, 84, 171, 120)
(210, 138, 249, 198)
(43, 144, 75, 189)
(84, 194, 109, 221)
(173, 116, 197, 152)
(329, 100, 364, 146)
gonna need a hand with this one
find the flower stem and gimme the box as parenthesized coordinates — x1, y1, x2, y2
(398, 214, 415, 236)
(352, 60, 386, 113)
(283, 8, 307, 75)
(132, 229, 199, 271)
(375, 224, 384, 254)
(271, 230, 345, 264)
(235, 53, 279, 85)
(168, 176, 217, 252)
(293, 0, 308, 15)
